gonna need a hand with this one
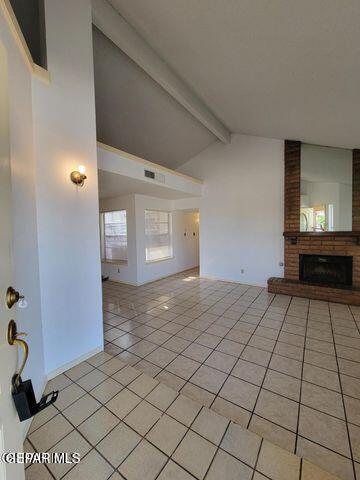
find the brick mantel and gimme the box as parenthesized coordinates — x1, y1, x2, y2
(268, 141, 360, 304)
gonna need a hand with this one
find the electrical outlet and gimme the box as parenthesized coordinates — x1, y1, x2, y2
(240, 269, 244, 274)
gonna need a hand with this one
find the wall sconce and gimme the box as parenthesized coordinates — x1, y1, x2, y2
(70, 165, 87, 187)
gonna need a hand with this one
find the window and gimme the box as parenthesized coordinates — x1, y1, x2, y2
(101, 210, 127, 262)
(145, 210, 173, 262)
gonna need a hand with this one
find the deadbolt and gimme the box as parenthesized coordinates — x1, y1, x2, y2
(6, 286, 24, 309)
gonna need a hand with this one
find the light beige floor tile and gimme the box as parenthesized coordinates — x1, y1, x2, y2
(106, 388, 141, 419)
(124, 400, 162, 435)
(62, 449, 113, 480)
(255, 389, 298, 432)
(96, 423, 140, 468)
(29, 414, 73, 452)
(97, 357, 126, 375)
(44, 374, 72, 393)
(146, 413, 187, 455)
(344, 395, 360, 426)
(25, 464, 53, 480)
(145, 347, 178, 367)
(128, 373, 158, 397)
(156, 370, 187, 391)
(182, 343, 213, 362)
(65, 361, 94, 381)
(28, 404, 58, 434)
(112, 365, 141, 385)
(298, 405, 351, 457)
(221, 421, 261, 467)
(167, 394, 202, 426)
(303, 363, 341, 392)
(136, 359, 162, 377)
(78, 406, 119, 445)
(269, 354, 302, 379)
(191, 407, 229, 445)
(119, 439, 167, 480)
(77, 369, 108, 391)
(341, 374, 360, 399)
(219, 376, 259, 411)
(232, 359, 266, 386)
(301, 460, 342, 480)
(90, 377, 123, 404)
(173, 430, 217, 480)
(296, 437, 354, 480)
(181, 382, 215, 406)
(157, 460, 194, 480)
(240, 346, 271, 367)
(206, 449, 253, 480)
(166, 355, 201, 380)
(62, 394, 101, 427)
(54, 383, 86, 411)
(349, 423, 360, 462)
(257, 440, 300, 480)
(189, 365, 227, 394)
(301, 382, 345, 419)
(205, 350, 237, 373)
(216, 338, 245, 356)
(304, 350, 338, 372)
(263, 370, 300, 401)
(87, 351, 113, 367)
(48, 430, 91, 479)
(211, 397, 251, 428)
(249, 414, 296, 452)
(146, 382, 178, 411)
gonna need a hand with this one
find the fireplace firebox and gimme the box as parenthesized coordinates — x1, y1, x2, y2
(299, 254, 353, 287)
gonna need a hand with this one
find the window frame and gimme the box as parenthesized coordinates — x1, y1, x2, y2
(100, 209, 128, 264)
(144, 209, 174, 264)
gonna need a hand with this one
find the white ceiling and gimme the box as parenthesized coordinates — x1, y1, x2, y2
(93, 27, 216, 169)
(107, 0, 360, 150)
(98, 169, 195, 199)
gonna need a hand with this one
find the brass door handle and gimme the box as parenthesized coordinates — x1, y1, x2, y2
(6, 286, 24, 309)
(7, 320, 29, 386)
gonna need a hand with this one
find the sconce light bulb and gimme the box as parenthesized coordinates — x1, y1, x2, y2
(78, 165, 86, 175)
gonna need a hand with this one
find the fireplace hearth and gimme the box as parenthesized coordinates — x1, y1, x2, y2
(299, 254, 353, 287)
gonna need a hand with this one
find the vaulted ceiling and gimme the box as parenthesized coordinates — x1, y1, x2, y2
(93, 0, 360, 168)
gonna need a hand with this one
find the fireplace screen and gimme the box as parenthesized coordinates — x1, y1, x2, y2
(299, 254, 352, 287)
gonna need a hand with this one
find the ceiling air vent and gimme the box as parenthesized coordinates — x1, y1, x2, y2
(144, 169, 165, 184)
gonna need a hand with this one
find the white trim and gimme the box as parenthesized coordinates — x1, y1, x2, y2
(200, 274, 267, 288)
(46, 346, 103, 380)
(98, 141, 203, 185)
(91, 0, 230, 143)
(145, 256, 174, 265)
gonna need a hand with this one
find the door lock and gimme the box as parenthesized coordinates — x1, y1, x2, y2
(6, 286, 24, 309)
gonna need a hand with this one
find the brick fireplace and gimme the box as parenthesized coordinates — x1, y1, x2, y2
(268, 141, 360, 305)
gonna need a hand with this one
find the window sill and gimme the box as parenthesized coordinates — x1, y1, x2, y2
(145, 256, 174, 265)
(102, 260, 128, 266)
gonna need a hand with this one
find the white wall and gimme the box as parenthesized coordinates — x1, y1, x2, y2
(100, 194, 199, 285)
(178, 134, 284, 286)
(32, 0, 103, 376)
(0, 1, 45, 442)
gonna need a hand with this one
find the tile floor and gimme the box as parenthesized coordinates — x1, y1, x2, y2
(25, 350, 337, 480)
(99, 268, 360, 480)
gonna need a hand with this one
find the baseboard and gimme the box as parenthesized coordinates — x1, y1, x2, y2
(200, 274, 267, 288)
(46, 345, 103, 381)
(108, 266, 200, 287)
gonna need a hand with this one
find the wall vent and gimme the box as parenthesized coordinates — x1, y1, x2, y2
(144, 169, 165, 184)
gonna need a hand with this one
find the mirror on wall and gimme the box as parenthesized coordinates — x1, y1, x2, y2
(300, 144, 353, 232)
